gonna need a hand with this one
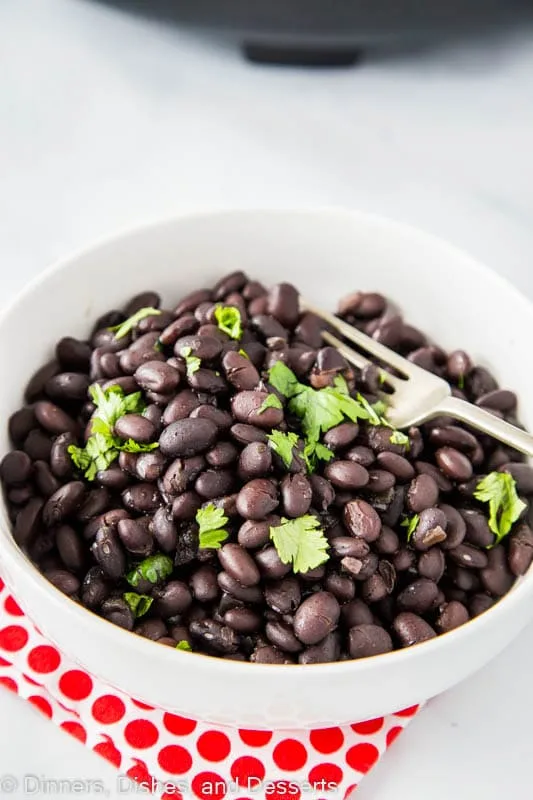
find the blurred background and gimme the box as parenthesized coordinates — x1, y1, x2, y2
(1, 1, 533, 797)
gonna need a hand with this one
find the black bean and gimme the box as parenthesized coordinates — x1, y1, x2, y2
(264, 576, 301, 614)
(279, 473, 312, 518)
(397, 578, 439, 613)
(407, 474, 439, 513)
(9, 406, 36, 445)
(0, 450, 32, 486)
(508, 523, 533, 576)
(173, 288, 211, 316)
(161, 456, 206, 497)
(44, 568, 80, 596)
(212, 270, 247, 299)
(134, 619, 167, 641)
(133, 451, 165, 483)
(124, 291, 160, 314)
(367, 425, 406, 455)
(8, 485, 34, 505)
(32, 460, 59, 497)
(76, 487, 111, 522)
(217, 543, 260, 587)
(25, 360, 59, 402)
(293, 592, 340, 645)
(56, 337, 92, 370)
(339, 291, 386, 318)
(81, 567, 110, 609)
(101, 596, 135, 631)
(365, 469, 396, 494)
(159, 418, 218, 458)
(476, 389, 517, 413)
(342, 598, 374, 628)
(152, 581, 192, 618)
(91, 526, 126, 579)
(205, 441, 238, 469)
(415, 461, 452, 492)
(189, 565, 219, 602)
(265, 620, 302, 653)
(460, 509, 494, 548)
(231, 391, 284, 430)
(448, 543, 488, 570)
(47, 433, 75, 480)
(429, 426, 478, 452)
(498, 462, 533, 495)
(224, 607, 261, 633)
(309, 475, 335, 511)
(230, 423, 268, 445)
(324, 461, 369, 491)
(435, 601, 470, 633)
(171, 491, 202, 521)
(374, 526, 400, 555)
(55, 524, 85, 571)
(375, 452, 414, 482)
(466, 366, 498, 399)
(439, 504, 467, 549)
(448, 564, 480, 592)
(217, 571, 263, 603)
(411, 507, 448, 551)
(221, 350, 260, 391)
(393, 612, 436, 647)
(45, 372, 90, 402)
(446, 350, 472, 382)
(238, 442, 273, 481)
(341, 552, 378, 580)
(418, 548, 445, 582)
(83, 508, 129, 540)
(113, 414, 156, 444)
(251, 645, 291, 664)
(34, 401, 78, 436)
(14, 497, 44, 545)
(360, 573, 390, 603)
(348, 624, 393, 659)
(195, 469, 235, 500)
(330, 536, 370, 559)
(236, 478, 279, 520)
(134, 361, 180, 394)
(190, 619, 240, 654)
(265, 282, 299, 329)
(393, 547, 416, 572)
(43, 481, 85, 527)
(480, 545, 515, 596)
(469, 593, 495, 617)
(236, 518, 273, 549)
(116, 518, 153, 556)
(380, 486, 406, 528)
(122, 484, 162, 513)
(324, 572, 355, 602)
(435, 447, 473, 482)
(343, 499, 381, 542)
(254, 546, 291, 579)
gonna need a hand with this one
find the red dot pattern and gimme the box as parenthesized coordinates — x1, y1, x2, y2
(0, 574, 419, 799)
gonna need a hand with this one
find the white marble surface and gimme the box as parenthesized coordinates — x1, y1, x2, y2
(1, 0, 533, 797)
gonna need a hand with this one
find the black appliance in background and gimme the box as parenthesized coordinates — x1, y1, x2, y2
(92, 0, 533, 65)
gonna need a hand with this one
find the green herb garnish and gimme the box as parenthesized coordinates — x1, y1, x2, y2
(389, 430, 410, 447)
(126, 555, 174, 587)
(302, 440, 334, 473)
(258, 393, 283, 414)
(356, 393, 409, 448)
(270, 515, 329, 574)
(196, 504, 229, 550)
(68, 385, 159, 481)
(268, 361, 302, 399)
(176, 640, 192, 652)
(238, 349, 249, 359)
(401, 514, 420, 542)
(180, 346, 201, 377)
(123, 592, 153, 618)
(267, 430, 299, 469)
(473, 472, 526, 545)
(214, 306, 242, 340)
(109, 307, 161, 340)
(458, 373, 465, 390)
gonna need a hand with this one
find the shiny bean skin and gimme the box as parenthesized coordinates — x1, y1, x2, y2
(195, 469, 235, 499)
(34, 401, 78, 436)
(393, 612, 436, 647)
(341, 553, 378, 581)
(117, 518, 153, 556)
(460, 509, 494, 548)
(376, 451, 415, 482)
(343, 499, 381, 542)
(224, 607, 262, 633)
(476, 389, 517, 412)
(238, 442, 273, 481)
(418, 548, 445, 582)
(34, 460, 60, 497)
(237, 518, 274, 549)
(415, 460, 452, 492)
(171, 491, 202, 521)
(81, 567, 111, 609)
(324, 572, 356, 602)
(135, 451, 166, 482)
(330, 536, 370, 559)
(134, 619, 168, 641)
(236, 479, 279, 520)
(439, 504, 467, 550)
(264, 576, 301, 614)
(0, 450, 32, 485)
(266, 620, 302, 653)
(231, 390, 284, 430)
(190, 566, 219, 602)
(499, 462, 533, 494)
(448, 543, 488, 570)
(299, 632, 341, 664)
(76, 488, 111, 522)
(392, 547, 416, 572)
(435, 601, 470, 633)
(407, 474, 439, 513)
(254, 546, 291, 579)
(480, 545, 515, 596)
(217, 571, 263, 603)
(44, 568, 80, 596)
(206, 441, 239, 468)
(161, 456, 206, 497)
(341, 598, 374, 628)
(374, 526, 400, 555)
(25, 360, 59, 402)
(293, 592, 340, 645)
(218, 543, 261, 586)
(323, 423, 359, 451)
(365, 469, 396, 494)
(101, 597, 134, 631)
(508, 523, 533, 576)
(230, 423, 268, 445)
(469, 593, 495, 617)
(281, 473, 312, 517)
(324, 460, 369, 490)
(153, 581, 192, 618)
(91, 527, 126, 579)
(45, 372, 90, 401)
(122, 484, 162, 513)
(222, 350, 260, 390)
(54, 524, 85, 571)
(56, 337, 92, 370)
(159, 418, 218, 458)
(348, 624, 393, 659)
(429, 426, 478, 452)
(397, 578, 439, 614)
(9, 406, 36, 444)
(162, 390, 201, 425)
(251, 645, 291, 664)
(435, 447, 473, 482)
(114, 414, 157, 444)
(411, 507, 448, 551)
(43, 481, 86, 527)
(345, 446, 375, 467)
(309, 475, 336, 511)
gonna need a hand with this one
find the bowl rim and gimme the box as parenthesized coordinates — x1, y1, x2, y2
(1, 205, 532, 681)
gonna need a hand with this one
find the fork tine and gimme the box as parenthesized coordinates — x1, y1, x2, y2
(303, 300, 413, 376)
(322, 331, 403, 389)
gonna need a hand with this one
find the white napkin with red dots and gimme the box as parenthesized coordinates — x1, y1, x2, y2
(0, 574, 419, 799)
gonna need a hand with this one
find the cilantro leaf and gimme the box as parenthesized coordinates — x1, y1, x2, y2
(123, 592, 153, 618)
(118, 439, 160, 453)
(355, 393, 383, 426)
(270, 515, 330, 574)
(268, 362, 302, 398)
(457, 373, 465, 390)
(126, 555, 174, 587)
(109, 307, 162, 340)
(214, 306, 242, 340)
(267, 430, 299, 469)
(180, 346, 201, 377)
(196, 503, 229, 550)
(302, 440, 334, 473)
(473, 472, 526, 545)
(176, 640, 192, 652)
(238, 349, 249, 359)
(258, 393, 283, 414)
(401, 514, 420, 542)
(390, 430, 410, 447)
(290, 384, 370, 443)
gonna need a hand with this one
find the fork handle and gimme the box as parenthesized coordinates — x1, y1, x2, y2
(437, 396, 533, 458)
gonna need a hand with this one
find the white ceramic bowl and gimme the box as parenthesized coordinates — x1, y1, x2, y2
(1, 209, 532, 729)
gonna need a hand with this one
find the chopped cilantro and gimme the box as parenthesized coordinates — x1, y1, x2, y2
(109, 307, 161, 339)
(196, 504, 229, 550)
(214, 306, 242, 340)
(270, 515, 329, 574)
(123, 592, 153, 618)
(126, 555, 173, 587)
(473, 472, 526, 545)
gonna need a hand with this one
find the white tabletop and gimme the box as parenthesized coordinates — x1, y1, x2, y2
(1, 1, 533, 797)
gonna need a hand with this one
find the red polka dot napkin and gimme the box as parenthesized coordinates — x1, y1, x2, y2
(0, 575, 420, 799)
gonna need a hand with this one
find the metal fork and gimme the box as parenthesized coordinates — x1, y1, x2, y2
(303, 301, 533, 457)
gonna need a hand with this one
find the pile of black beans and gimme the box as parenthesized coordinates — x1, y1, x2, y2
(2, 272, 533, 665)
